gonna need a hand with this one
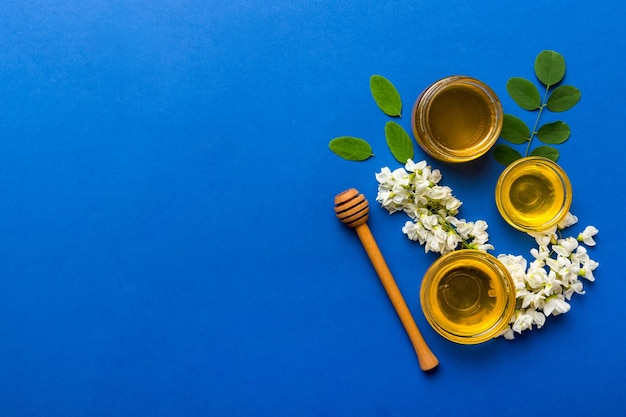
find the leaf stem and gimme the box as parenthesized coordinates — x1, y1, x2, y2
(525, 84, 551, 157)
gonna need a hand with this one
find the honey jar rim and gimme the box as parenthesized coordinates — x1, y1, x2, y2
(411, 75, 503, 163)
(420, 249, 516, 344)
(494, 156, 573, 232)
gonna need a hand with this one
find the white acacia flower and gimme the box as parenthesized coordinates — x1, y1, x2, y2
(375, 166, 395, 184)
(528, 229, 557, 248)
(412, 179, 430, 197)
(558, 212, 579, 229)
(543, 294, 571, 316)
(402, 221, 427, 244)
(469, 220, 489, 243)
(563, 279, 585, 300)
(428, 168, 442, 184)
(405, 159, 427, 172)
(573, 248, 599, 282)
(376, 190, 393, 207)
(428, 185, 450, 200)
(530, 246, 550, 263)
(546, 255, 579, 284)
(392, 166, 409, 180)
(401, 202, 417, 218)
(577, 226, 599, 246)
(521, 290, 545, 309)
(540, 269, 564, 297)
(552, 237, 578, 257)
(471, 242, 495, 252)
(525, 262, 549, 289)
(421, 214, 439, 230)
(497, 254, 527, 281)
(578, 266, 598, 282)
(446, 232, 463, 252)
(451, 219, 473, 239)
(514, 281, 530, 294)
(501, 326, 515, 340)
(528, 309, 546, 329)
(424, 232, 444, 254)
(512, 312, 534, 333)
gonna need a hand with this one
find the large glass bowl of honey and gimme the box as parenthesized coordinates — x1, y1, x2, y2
(412, 76, 503, 163)
(495, 156, 572, 232)
(420, 250, 516, 344)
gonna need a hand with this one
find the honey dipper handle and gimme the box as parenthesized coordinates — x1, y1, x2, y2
(355, 223, 439, 372)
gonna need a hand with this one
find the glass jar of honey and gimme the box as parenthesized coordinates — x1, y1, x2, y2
(420, 250, 516, 344)
(495, 156, 572, 232)
(412, 76, 503, 163)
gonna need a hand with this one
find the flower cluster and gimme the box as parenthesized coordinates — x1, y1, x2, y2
(375, 159, 492, 255)
(497, 214, 599, 339)
(376, 159, 600, 341)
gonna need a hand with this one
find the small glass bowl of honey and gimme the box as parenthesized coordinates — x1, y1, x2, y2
(495, 156, 572, 232)
(420, 250, 516, 344)
(412, 76, 503, 163)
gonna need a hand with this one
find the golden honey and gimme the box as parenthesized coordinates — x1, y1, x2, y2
(495, 156, 572, 232)
(420, 250, 515, 344)
(412, 76, 503, 163)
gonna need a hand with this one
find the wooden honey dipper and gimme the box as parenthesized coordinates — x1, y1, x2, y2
(334, 188, 439, 372)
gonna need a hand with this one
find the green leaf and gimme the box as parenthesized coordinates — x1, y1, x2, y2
(547, 85, 581, 112)
(329, 136, 373, 161)
(500, 114, 531, 144)
(506, 77, 541, 110)
(384, 121, 414, 163)
(534, 50, 566, 86)
(493, 144, 523, 166)
(530, 145, 559, 162)
(537, 121, 570, 144)
(370, 75, 402, 117)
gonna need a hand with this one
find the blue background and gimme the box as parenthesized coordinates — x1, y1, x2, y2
(0, 1, 623, 416)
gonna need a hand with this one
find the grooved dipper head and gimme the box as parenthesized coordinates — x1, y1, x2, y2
(334, 188, 370, 228)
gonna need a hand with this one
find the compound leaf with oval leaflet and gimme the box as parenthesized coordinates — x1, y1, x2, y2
(530, 145, 559, 162)
(493, 144, 522, 166)
(329, 136, 374, 161)
(500, 114, 531, 144)
(370, 75, 402, 117)
(547, 85, 581, 112)
(534, 50, 566, 87)
(384, 121, 414, 163)
(506, 77, 541, 110)
(537, 121, 570, 144)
